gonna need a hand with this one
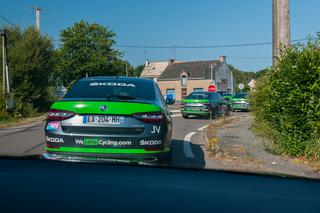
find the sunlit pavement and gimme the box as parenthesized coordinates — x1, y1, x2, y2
(1, 111, 319, 179)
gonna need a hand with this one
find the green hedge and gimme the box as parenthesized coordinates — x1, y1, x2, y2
(251, 34, 320, 160)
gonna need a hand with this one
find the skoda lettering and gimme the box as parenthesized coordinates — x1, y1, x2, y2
(46, 136, 64, 143)
(140, 140, 162, 146)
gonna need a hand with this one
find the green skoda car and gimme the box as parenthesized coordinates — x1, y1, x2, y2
(44, 77, 173, 162)
(180, 91, 230, 119)
(230, 93, 250, 111)
(217, 91, 233, 102)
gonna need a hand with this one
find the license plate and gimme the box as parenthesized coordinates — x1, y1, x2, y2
(83, 115, 124, 124)
(186, 103, 202, 106)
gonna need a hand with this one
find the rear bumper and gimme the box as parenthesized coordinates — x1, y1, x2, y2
(46, 147, 170, 161)
(231, 103, 249, 110)
(44, 131, 171, 160)
(181, 107, 211, 115)
(231, 106, 249, 110)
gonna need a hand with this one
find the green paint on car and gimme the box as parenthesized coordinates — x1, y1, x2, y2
(51, 101, 161, 115)
(46, 146, 170, 154)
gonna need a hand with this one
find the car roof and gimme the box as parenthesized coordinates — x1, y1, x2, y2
(79, 76, 155, 84)
(190, 91, 218, 95)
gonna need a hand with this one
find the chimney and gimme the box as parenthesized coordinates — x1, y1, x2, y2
(145, 59, 149, 66)
(219, 56, 226, 63)
(168, 59, 175, 65)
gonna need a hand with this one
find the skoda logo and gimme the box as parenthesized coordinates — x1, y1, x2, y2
(100, 105, 107, 111)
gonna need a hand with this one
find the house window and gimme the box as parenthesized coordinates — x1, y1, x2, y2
(193, 88, 203, 92)
(181, 88, 187, 99)
(181, 75, 187, 87)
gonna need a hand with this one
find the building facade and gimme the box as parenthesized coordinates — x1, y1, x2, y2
(156, 56, 234, 100)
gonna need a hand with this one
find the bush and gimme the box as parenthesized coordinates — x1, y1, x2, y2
(251, 33, 320, 160)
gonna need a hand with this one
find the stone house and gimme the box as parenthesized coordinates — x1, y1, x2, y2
(156, 56, 235, 100)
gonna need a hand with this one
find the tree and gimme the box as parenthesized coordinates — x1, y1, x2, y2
(251, 34, 320, 160)
(7, 26, 54, 114)
(132, 64, 144, 77)
(55, 20, 121, 88)
(229, 65, 267, 92)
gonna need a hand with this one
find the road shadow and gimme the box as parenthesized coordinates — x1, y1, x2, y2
(185, 116, 210, 121)
(169, 139, 206, 169)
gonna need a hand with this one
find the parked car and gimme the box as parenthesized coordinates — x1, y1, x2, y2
(230, 93, 250, 111)
(180, 91, 230, 119)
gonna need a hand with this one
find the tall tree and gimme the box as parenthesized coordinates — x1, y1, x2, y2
(8, 26, 54, 113)
(55, 20, 121, 87)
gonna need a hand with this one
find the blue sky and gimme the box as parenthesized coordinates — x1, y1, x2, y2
(1, 0, 319, 71)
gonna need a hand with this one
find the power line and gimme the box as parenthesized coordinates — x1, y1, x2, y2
(0, 14, 18, 28)
(115, 38, 310, 49)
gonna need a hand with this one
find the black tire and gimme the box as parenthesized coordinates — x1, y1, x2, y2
(158, 149, 172, 165)
(182, 113, 189, 119)
(210, 108, 218, 119)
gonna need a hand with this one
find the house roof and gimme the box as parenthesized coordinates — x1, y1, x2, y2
(140, 61, 170, 78)
(248, 79, 256, 86)
(158, 60, 221, 80)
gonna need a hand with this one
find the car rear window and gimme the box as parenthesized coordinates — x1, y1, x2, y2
(185, 92, 209, 99)
(63, 79, 155, 101)
(233, 93, 248, 99)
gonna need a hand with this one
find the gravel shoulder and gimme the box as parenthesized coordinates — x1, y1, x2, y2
(203, 113, 320, 179)
(0, 115, 46, 130)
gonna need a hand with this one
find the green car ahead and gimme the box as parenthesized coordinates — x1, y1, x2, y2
(44, 76, 173, 163)
(180, 91, 230, 119)
(217, 91, 233, 101)
(230, 93, 250, 112)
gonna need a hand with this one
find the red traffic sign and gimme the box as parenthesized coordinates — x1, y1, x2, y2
(208, 84, 217, 92)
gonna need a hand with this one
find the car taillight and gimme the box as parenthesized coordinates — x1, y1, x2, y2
(133, 112, 163, 123)
(48, 109, 75, 121)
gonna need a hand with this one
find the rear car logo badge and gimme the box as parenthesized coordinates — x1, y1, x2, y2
(100, 105, 107, 111)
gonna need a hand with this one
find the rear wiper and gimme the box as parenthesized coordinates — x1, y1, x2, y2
(106, 94, 136, 100)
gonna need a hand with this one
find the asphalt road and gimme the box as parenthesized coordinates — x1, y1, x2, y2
(0, 114, 211, 168)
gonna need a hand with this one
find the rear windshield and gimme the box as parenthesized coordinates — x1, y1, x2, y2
(185, 92, 209, 99)
(63, 80, 155, 101)
(233, 93, 248, 99)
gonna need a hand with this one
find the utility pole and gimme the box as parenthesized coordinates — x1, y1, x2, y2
(1, 29, 13, 110)
(209, 64, 215, 85)
(35, 6, 41, 31)
(2, 29, 5, 94)
(272, 0, 291, 65)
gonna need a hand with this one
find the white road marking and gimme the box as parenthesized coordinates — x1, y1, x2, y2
(183, 132, 196, 158)
(170, 110, 181, 113)
(183, 124, 208, 158)
(197, 125, 208, 131)
(171, 114, 181, 117)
